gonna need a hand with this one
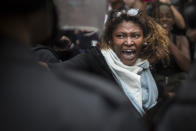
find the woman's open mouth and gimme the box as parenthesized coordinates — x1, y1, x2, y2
(121, 49, 136, 60)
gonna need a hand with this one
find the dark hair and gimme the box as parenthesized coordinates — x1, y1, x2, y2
(103, 9, 149, 44)
(34, 0, 59, 47)
(100, 9, 169, 63)
(0, 0, 52, 13)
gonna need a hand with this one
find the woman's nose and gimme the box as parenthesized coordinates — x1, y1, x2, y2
(125, 37, 134, 46)
(161, 16, 168, 21)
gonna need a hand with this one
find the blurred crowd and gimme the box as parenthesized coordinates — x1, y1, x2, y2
(34, 0, 196, 62)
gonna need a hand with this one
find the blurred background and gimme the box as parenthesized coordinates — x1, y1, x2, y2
(55, 0, 106, 31)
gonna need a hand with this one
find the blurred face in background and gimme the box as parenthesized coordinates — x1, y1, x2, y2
(111, 20, 144, 66)
(107, 0, 124, 10)
(159, 5, 174, 32)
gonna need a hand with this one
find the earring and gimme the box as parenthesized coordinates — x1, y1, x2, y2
(144, 42, 147, 46)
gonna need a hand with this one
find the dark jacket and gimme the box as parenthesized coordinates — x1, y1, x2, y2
(55, 47, 164, 96)
(52, 47, 165, 121)
(32, 44, 60, 63)
(0, 37, 146, 131)
(56, 47, 118, 85)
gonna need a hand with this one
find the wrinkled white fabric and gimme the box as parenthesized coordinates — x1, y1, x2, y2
(101, 48, 158, 115)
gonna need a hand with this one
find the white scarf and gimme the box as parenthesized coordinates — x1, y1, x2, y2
(101, 48, 158, 115)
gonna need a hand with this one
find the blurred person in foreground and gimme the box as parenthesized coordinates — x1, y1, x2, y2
(0, 0, 147, 130)
(51, 8, 169, 121)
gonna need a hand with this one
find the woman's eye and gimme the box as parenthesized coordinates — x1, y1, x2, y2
(132, 34, 140, 38)
(116, 34, 124, 38)
(167, 14, 173, 19)
(136, 34, 140, 38)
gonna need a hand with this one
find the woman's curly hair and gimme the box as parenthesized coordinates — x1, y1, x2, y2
(100, 9, 169, 63)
